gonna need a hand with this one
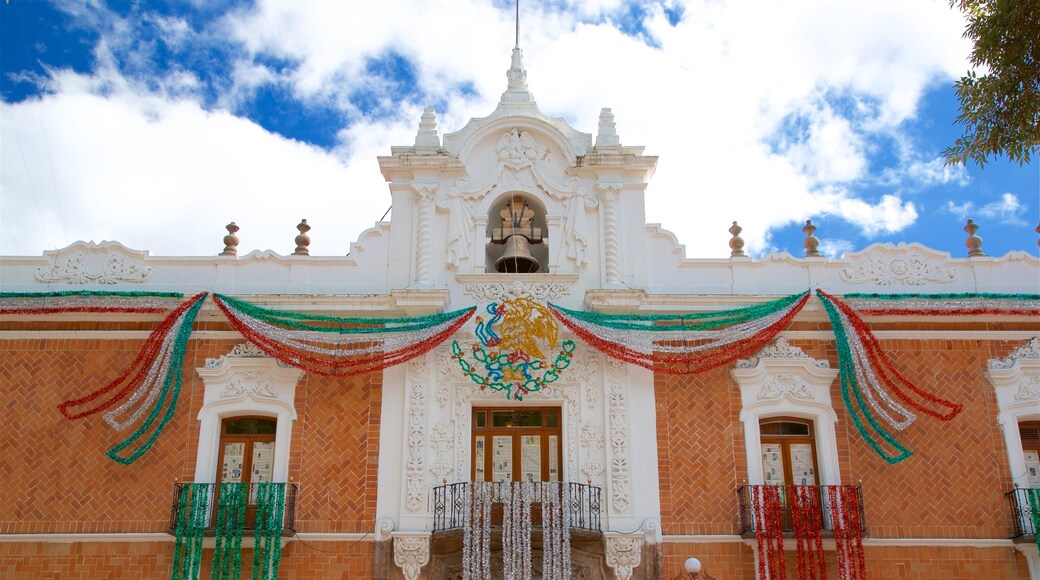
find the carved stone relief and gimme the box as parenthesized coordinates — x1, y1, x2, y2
(405, 384, 428, 512)
(462, 279, 572, 303)
(393, 533, 431, 580)
(989, 337, 1040, 370)
(35, 242, 151, 284)
(840, 247, 956, 285)
(757, 374, 815, 401)
(604, 534, 642, 580)
(607, 384, 631, 513)
(736, 336, 829, 369)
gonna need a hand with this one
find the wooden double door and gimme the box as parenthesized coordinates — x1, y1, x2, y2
(215, 417, 276, 527)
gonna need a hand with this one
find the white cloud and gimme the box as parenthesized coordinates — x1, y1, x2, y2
(818, 238, 856, 259)
(946, 193, 1029, 226)
(1, 0, 977, 257)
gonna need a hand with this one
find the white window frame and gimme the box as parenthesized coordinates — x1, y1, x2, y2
(732, 338, 841, 486)
(193, 343, 303, 484)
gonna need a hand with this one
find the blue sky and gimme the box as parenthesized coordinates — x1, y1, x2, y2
(1, 0, 1037, 259)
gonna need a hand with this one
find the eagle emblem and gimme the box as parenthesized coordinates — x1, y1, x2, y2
(452, 297, 576, 400)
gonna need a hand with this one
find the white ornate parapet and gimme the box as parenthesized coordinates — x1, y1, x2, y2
(34, 241, 151, 284)
(732, 337, 841, 485)
(392, 532, 431, 580)
(987, 337, 1040, 490)
(839, 243, 957, 286)
(604, 533, 643, 580)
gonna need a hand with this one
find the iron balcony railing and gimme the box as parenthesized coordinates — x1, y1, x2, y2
(432, 481, 602, 532)
(167, 482, 299, 535)
(1006, 487, 1039, 538)
(737, 484, 866, 535)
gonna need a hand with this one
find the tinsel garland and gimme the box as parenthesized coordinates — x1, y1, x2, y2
(790, 486, 825, 580)
(829, 485, 866, 580)
(844, 292, 1040, 316)
(1026, 488, 1040, 552)
(462, 482, 493, 580)
(213, 294, 474, 376)
(502, 482, 534, 580)
(57, 293, 208, 464)
(541, 482, 571, 580)
(0, 290, 184, 314)
(172, 483, 211, 580)
(550, 292, 810, 374)
(253, 483, 286, 580)
(753, 485, 785, 580)
(213, 483, 249, 580)
(817, 290, 962, 464)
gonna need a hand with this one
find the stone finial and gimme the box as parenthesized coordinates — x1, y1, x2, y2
(802, 220, 821, 257)
(220, 222, 240, 256)
(501, 47, 532, 103)
(729, 221, 747, 257)
(964, 219, 985, 257)
(293, 219, 311, 256)
(596, 108, 621, 148)
(414, 107, 440, 148)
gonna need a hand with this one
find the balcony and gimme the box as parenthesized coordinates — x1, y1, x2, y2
(1006, 487, 1039, 540)
(431, 481, 602, 532)
(167, 482, 299, 535)
(737, 484, 867, 536)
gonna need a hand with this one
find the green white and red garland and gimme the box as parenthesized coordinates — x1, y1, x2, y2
(58, 292, 208, 465)
(0, 290, 184, 314)
(549, 292, 810, 374)
(213, 294, 474, 376)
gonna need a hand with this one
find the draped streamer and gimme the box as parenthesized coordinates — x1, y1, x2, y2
(817, 290, 963, 464)
(549, 292, 810, 373)
(214, 294, 474, 377)
(830, 485, 866, 580)
(844, 292, 1040, 316)
(791, 486, 826, 580)
(172, 483, 210, 580)
(57, 293, 208, 465)
(254, 483, 286, 580)
(753, 485, 786, 580)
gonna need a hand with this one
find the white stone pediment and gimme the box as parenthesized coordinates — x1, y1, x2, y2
(35, 240, 151, 284)
(838, 242, 957, 286)
(443, 105, 591, 161)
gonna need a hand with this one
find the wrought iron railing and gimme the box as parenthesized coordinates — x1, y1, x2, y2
(737, 485, 866, 535)
(1006, 487, 1040, 538)
(431, 481, 602, 532)
(167, 482, 299, 534)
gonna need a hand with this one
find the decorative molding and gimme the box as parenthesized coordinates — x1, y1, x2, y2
(607, 383, 631, 513)
(375, 518, 395, 542)
(221, 370, 278, 399)
(989, 337, 1040, 370)
(429, 421, 455, 482)
(581, 423, 605, 450)
(435, 346, 453, 408)
(736, 336, 830, 369)
(392, 532, 431, 580)
(411, 182, 439, 288)
(839, 243, 956, 285)
(605, 357, 626, 377)
(1015, 376, 1040, 401)
(405, 384, 428, 512)
(35, 241, 151, 284)
(757, 375, 815, 402)
(460, 278, 574, 302)
(604, 534, 642, 580)
(408, 355, 430, 379)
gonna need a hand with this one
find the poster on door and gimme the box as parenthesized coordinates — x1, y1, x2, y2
(493, 436, 512, 483)
(521, 435, 541, 483)
(762, 443, 785, 486)
(1025, 449, 1040, 488)
(252, 442, 275, 483)
(222, 442, 244, 483)
(790, 443, 815, 485)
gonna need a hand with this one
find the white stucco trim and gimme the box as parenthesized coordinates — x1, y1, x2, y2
(731, 339, 841, 486)
(193, 344, 304, 484)
(987, 337, 1040, 490)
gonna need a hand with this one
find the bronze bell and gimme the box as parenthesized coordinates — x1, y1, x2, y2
(495, 235, 540, 273)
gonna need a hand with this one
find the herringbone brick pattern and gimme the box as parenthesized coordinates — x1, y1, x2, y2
(661, 541, 753, 579)
(655, 366, 747, 536)
(291, 371, 382, 533)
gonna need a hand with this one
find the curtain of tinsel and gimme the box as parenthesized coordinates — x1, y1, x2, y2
(790, 486, 825, 580)
(172, 483, 211, 580)
(502, 482, 533, 579)
(253, 482, 286, 580)
(829, 486, 866, 580)
(462, 482, 492, 579)
(1028, 489, 1040, 551)
(540, 482, 572, 580)
(212, 483, 249, 580)
(752, 485, 785, 580)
